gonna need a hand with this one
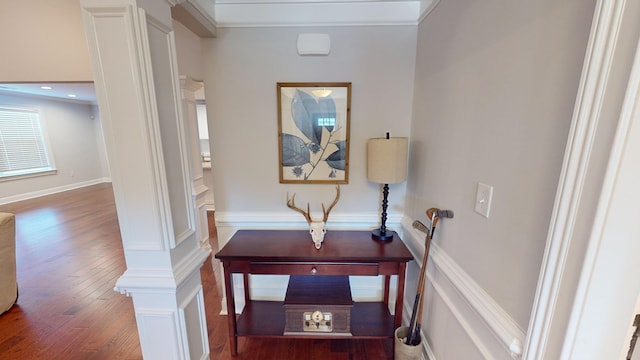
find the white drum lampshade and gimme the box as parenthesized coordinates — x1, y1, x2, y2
(367, 134, 408, 240)
(367, 137, 408, 184)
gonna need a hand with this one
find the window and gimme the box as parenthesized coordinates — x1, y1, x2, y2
(0, 107, 55, 179)
(316, 117, 336, 127)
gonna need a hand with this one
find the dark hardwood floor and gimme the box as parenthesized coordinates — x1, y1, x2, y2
(0, 183, 391, 359)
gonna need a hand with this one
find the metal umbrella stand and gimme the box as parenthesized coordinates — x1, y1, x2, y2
(395, 208, 453, 360)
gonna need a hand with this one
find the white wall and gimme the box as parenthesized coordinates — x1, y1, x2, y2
(173, 19, 205, 81)
(92, 104, 111, 179)
(407, 0, 596, 358)
(0, 0, 92, 82)
(197, 104, 210, 155)
(203, 26, 417, 219)
(0, 0, 108, 202)
(0, 94, 109, 204)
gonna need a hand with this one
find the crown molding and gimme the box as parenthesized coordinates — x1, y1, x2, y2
(418, 0, 440, 24)
(213, 0, 433, 27)
(170, 0, 217, 36)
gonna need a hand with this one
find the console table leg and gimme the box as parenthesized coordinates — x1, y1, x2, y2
(243, 273, 250, 304)
(383, 275, 390, 306)
(223, 262, 238, 356)
(395, 264, 407, 330)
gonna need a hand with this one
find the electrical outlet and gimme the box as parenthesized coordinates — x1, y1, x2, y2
(474, 182, 493, 218)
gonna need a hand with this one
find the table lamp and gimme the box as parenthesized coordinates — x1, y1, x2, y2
(367, 133, 408, 240)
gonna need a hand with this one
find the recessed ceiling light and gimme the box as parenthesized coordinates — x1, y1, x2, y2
(67, 94, 77, 98)
(41, 86, 52, 90)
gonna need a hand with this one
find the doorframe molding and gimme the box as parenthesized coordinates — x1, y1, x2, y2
(560, 14, 640, 359)
(524, 0, 633, 358)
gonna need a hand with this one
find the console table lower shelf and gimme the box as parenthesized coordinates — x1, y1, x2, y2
(236, 300, 395, 338)
(214, 230, 414, 356)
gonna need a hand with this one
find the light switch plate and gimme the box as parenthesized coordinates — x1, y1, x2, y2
(474, 182, 493, 218)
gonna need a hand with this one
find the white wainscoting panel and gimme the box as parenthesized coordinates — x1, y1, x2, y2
(401, 217, 526, 360)
(180, 286, 209, 360)
(136, 310, 182, 360)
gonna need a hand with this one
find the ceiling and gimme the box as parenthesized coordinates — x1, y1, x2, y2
(0, 82, 97, 105)
(211, 0, 435, 27)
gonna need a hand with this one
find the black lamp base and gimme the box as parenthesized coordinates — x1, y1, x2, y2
(371, 228, 395, 241)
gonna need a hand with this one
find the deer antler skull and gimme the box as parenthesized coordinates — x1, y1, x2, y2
(286, 186, 340, 249)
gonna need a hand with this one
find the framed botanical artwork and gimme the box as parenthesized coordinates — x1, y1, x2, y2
(277, 82, 351, 184)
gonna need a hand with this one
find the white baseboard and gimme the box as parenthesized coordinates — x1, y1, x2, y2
(401, 217, 526, 359)
(0, 178, 112, 205)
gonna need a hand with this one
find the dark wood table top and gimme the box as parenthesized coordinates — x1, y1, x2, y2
(215, 229, 414, 263)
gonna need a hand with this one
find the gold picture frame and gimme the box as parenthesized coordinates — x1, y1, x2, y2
(277, 82, 351, 184)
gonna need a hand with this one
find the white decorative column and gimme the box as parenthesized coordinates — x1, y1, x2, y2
(180, 76, 210, 251)
(80, 1, 211, 359)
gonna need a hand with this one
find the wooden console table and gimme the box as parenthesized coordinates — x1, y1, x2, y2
(215, 230, 414, 356)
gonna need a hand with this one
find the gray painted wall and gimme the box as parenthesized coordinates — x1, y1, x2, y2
(408, 0, 596, 354)
(203, 26, 417, 216)
(0, 94, 109, 202)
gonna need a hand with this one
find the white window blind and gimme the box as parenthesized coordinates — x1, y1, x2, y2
(0, 108, 54, 178)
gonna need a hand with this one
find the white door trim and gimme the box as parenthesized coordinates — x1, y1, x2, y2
(560, 18, 640, 360)
(524, 0, 628, 358)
